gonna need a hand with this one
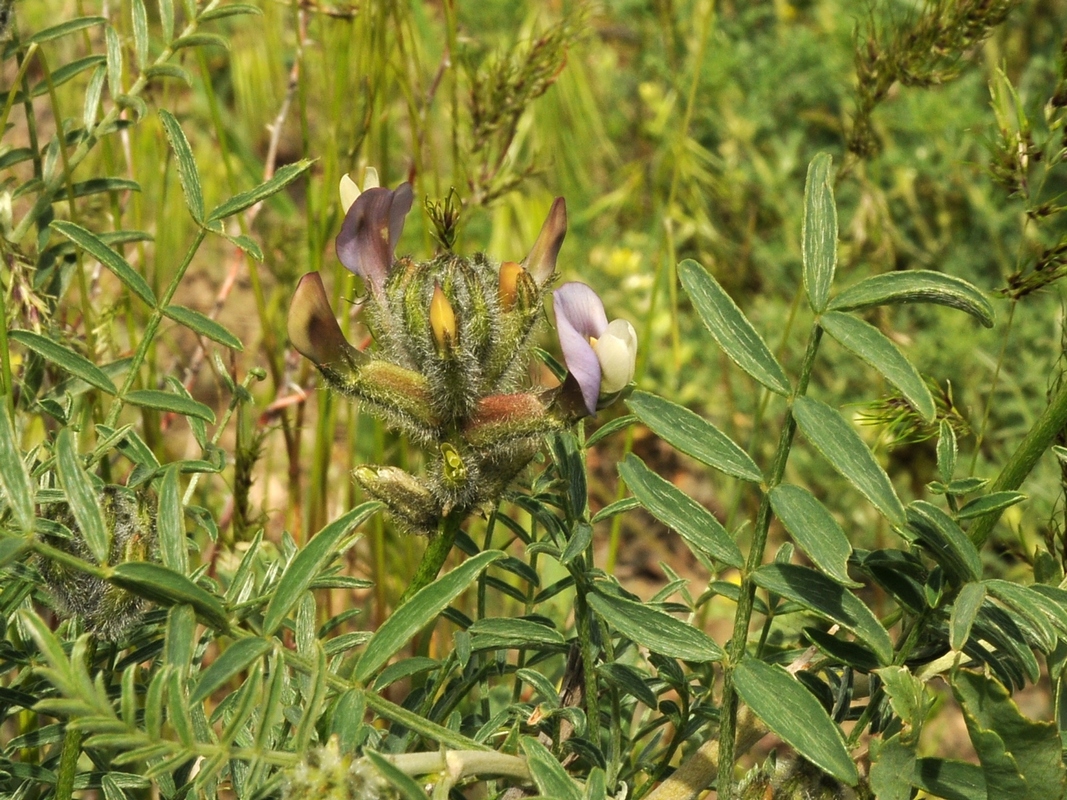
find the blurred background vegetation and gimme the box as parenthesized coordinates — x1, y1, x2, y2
(6, 0, 1067, 614)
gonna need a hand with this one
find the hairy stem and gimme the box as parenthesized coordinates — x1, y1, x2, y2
(54, 637, 98, 800)
(968, 376, 1067, 548)
(717, 323, 823, 800)
(396, 511, 462, 606)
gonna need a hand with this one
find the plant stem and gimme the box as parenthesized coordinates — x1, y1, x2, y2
(54, 637, 98, 800)
(644, 709, 766, 800)
(396, 511, 461, 606)
(968, 376, 1067, 548)
(716, 323, 823, 800)
(104, 228, 207, 429)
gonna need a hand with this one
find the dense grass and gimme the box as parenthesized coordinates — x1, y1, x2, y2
(3, 1, 1067, 798)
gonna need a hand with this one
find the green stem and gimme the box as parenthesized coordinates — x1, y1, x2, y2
(104, 228, 207, 428)
(845, 615, 924, 749)
(54, 637, 98, 800)
(716, 323, 823, 800)
(968, 376, 1067, 548)
(573, 582, 601, 746)
(396, 511, 461, 606)
(970, 300, 1017, 474)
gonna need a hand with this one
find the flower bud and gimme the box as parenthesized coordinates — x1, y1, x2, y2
(429, 282, 457, 352)
(353, 465, 437, 535)
(498, 261, 523, 310)
(592, 318, 637, 395)
(523, 197, 567, 286)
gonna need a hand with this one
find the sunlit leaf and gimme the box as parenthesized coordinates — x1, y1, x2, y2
(793, 396, 905, 526)
(627, 390, 761, 481)
(828, 271, 994, 328)
(734, 658, 859, 785)
(769, 484, 857, 586)
(619, 454, 743, 568)
(679, 259, 791, 395)
(159, 109, 204, 223)
(588, 590, 723, 662)
(906, 501, 981, 584)
(820, 311, 935, 423)
(802, 152, 837, 313)
(206, 160, 313, 222)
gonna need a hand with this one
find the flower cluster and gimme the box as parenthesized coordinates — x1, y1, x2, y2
(288, 169, 636, 533)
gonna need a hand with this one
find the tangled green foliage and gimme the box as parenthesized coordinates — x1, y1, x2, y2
(3, 2, 1067, 800)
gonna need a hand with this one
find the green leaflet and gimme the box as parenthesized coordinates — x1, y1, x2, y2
(828, 270, 994, 328)
(679, 259, 791, 395)
(734, 659, 859, 785)
(820, 311, 935, 423)
(792, 396, 905, 526)
(802, 152, 837, 313)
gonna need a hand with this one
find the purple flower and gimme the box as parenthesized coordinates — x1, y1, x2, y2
(553, 282, 637, 416)
(335, 178, 413, 296)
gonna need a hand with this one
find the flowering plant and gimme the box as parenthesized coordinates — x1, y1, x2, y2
(288, 171, 636, 589)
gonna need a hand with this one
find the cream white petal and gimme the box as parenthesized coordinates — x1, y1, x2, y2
(593, 319, 637, 394)
(339, 173, 360, 213)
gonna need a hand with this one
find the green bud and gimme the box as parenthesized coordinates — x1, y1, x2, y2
(282, 737, 398, 800)
(353, 466, 438, 535)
